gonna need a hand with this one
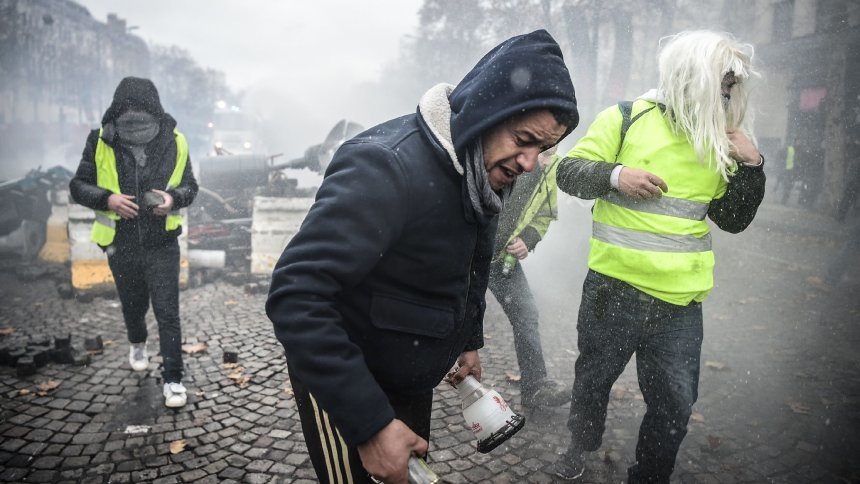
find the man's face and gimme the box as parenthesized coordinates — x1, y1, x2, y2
(481, 109, 567, 190)
(721, 71, 738, 105)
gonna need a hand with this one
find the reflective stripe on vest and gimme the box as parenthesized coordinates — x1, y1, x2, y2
(592, 221, 712, 253)
(785, 145, 795, 171)
(91, 128, 188, 245)
(601, 191, 710, 221)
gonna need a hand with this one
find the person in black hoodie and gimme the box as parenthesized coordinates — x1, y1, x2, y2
(266, 30, 578, 484)
(70, 77, 198, 408)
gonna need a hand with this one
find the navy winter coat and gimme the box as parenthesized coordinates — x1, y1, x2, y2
(266, 29, 578, 446)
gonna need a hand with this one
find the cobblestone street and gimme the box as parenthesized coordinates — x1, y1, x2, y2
(1, 197, 859, 483)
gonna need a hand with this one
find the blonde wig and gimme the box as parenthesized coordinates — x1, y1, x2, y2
(658, 30, 758, 180)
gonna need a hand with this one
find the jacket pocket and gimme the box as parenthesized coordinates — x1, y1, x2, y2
(371, 293, 455, 338)
(365, 293, 458, 393)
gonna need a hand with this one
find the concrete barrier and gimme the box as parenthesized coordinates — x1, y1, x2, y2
(68, 203, 113, 294)
(250, 196, 314, 275)
(69, 204, 189, 294)
(38, 190, 70, 263)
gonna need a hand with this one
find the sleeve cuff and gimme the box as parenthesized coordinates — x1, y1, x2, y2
(741, 154, 764, 168)
(610, 165, 624, 189)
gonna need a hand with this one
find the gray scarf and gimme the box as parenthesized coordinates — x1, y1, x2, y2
(115, 111, 159, 166)
(464, 139, 506, 217)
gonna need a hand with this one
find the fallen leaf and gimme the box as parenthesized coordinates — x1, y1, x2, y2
(224, 300, 237, 306)
(483, 334, 493, 340)
(690, 412, 705, 423)
(182, 342, 209, 354)
(504, 371, 521, 382)
(707, 435, 722, 449)
(103, 339, 115, 346)
(195, 391, 205, 397)
(0, 327, 15, 336)
(169, 439, 186, 454)
(603, 446, 621, 463)
(704, 360, 729, 371)
(227, 370, 244, 380)
(789, 402, 811, 415)
(18, 388, 30, 396)
(223, 363, 239, 369)
(37, 380, 61, 395)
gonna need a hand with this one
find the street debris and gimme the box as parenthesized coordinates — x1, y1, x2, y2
(704, 360, 729, 371)
(706, 435, 722, 451)
(226, 365, 250, 386)
(36, 380, 60, 395)
(504, 371, 521, 382)
(789, 402, 811, 415)
(604, 446, 622, 463)
(125, 425, 151, 435)
(181, 342, 208, 354)
(169, 439, 186, 454)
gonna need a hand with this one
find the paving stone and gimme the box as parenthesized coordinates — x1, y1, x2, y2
(62, 455, 92, 468)
(31, 455, 64, 469)
(152, 476, 179, 484)
(0, 467, 28, 481)
(131, 468, 158, 482)
(218, 467, 245, 480)
(27, 470, 60, 482)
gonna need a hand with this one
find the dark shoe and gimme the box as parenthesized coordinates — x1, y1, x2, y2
(522, 379, 571, 408)
(549, 447, 585, 480)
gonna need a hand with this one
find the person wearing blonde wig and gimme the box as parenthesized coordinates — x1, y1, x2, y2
(550, 31, 765, 482)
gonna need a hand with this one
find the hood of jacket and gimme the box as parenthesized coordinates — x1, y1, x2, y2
(446, 29, 579, 159)
(101, 77, 166, 126)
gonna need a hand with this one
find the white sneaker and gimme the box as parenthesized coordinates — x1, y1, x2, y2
(129, 342, 148, 371)
(163, 382, 187, 408)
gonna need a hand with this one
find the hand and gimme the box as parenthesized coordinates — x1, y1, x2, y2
(617, 167, 668, 200)
(358, 419, 428, 484)
(150, 189, 174, 216)
(506, 237, 529, 260)
(107, 193, 139, 219)
(727, 130, 762, 166)
(445, 350, 482, 386)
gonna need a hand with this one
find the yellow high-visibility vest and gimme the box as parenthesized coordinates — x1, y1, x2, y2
(565, 100, 730, 305)
(500, 155, 560, 257)
(91, 128, 188, 246)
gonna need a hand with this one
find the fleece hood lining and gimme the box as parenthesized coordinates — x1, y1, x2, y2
(418, 83, 463, 176)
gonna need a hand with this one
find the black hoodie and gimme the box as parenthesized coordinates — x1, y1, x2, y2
(70, 77, 198, 249)
(267, 30, 578, 447)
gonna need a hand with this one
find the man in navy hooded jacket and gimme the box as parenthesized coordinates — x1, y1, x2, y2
(266, 30, 578, 484)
